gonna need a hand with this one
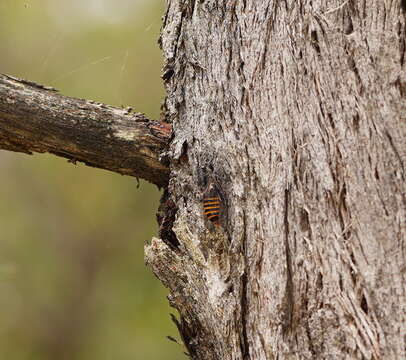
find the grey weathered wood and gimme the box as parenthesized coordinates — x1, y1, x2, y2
(0, 74, 170, 187)
(146, 1, 405, 359)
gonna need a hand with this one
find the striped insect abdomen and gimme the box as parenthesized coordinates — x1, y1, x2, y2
(203, 196, 221, 226)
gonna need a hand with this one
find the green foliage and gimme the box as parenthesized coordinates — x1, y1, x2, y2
(0, 1, 185, 359)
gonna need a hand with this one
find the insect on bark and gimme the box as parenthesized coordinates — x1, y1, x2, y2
(202, 185, 222, 226)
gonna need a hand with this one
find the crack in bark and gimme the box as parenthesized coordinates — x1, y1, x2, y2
(238, 208, 250, 360)
(240, 272, 250, 360)
(282, 188, 294, 335)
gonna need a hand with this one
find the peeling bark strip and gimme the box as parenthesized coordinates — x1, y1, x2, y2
(147, 1, 405, 359)
(0, 74, 170, 187)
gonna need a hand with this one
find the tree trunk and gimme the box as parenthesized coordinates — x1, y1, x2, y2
(146, 1, 405, 359)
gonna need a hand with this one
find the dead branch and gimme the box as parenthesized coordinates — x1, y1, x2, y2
(0, 74, 170, 187)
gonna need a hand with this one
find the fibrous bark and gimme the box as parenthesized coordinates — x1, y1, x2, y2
(146, 1, 405, 359)
(0, 74, 170, 187)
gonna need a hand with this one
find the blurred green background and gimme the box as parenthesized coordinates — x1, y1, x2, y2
(0, 1, 185, 359)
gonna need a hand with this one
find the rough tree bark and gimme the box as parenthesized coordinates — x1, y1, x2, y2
(0, 1, 404, 359)
(145, 1, 405, 359)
